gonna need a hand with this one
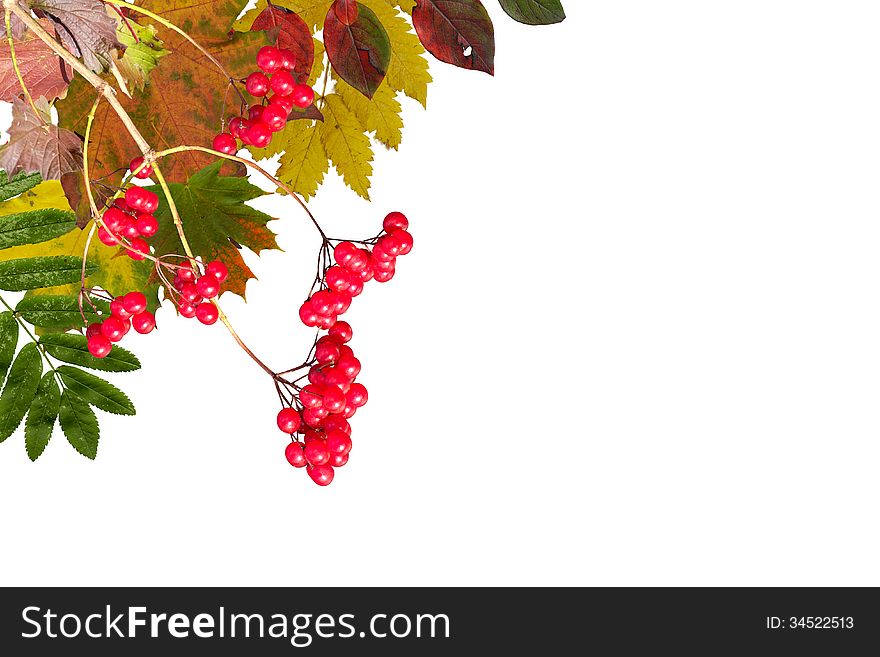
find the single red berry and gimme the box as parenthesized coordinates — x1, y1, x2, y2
(372, 256, 395, 273)
(195, 302, 218, 325)
(124, 186, 148, 211)
(256, 46, 282, 73)
(120, 216, 139, 240)
(131, 311, 156, 334)
(213, 132, 238, 154)
(112, 197, 129, 212)
(310, 289, 337, 316)
(195, 275, 220, 299)
(323, 415, 351, 435)
(278, 49, 297, 71)
(337, 354, 361, 380)
(180, 283, 201, 303)
(285, 441, 307, 468)
(333, 241, 358, 266)
(357, 261, 374, 283)
(378, 233, 403, 257)
(316, 314, 337, 330)
(87, 334, 112, 358)
(342, 402, 357, 419)
(129, 156, 153, 179)
(371, 244, 395, 263)
(141, 190, 159, 214)
(245, 71, 270, 97)
(291, 84, 315, 108)
(205, 260, 229, 283)
(299, 302, 319, 327)
(315, 341, 340, 365)
(338, 344, 354, 359)
(347, 277, 364, 297)
(86, 322, 103, 339)
(325, 428, 352, 456)
(308, 366, 326, 386)
(101, 316, 127, 342)
(322, 387, 346, 413)
(122, 291, 147, 314)
(344, 249, 370, 273)
(303, 429, 323, 445)
(248, 121, 272, 148)
(177, 262, 196, 283)
(126, 237, 150, 261)
(102, 207, 127, 232)
(238, 120, 254, 145)
(228, 117, 248, 139)
(248, 105, 265, 122)
(178, 300, 197, 318)
(277, 407, 302, 434)
(322, 368, 351, 393)
(302, 407, 326, 428)
(304, 439, 330, 466)
(110, 297, 130, 319)
(333, 291, 352, 314)
(269, 70, 295, 97)
(135, 213, 158, 238)
(299, 384, 324, 409)
(329, 452, 349, 468)
(261, 103, 288, 132)
(325, 266, 351, 293)
(391, 229, 413, 255)
(347, 382, 368, 407)
(383, 211, 409, 232)
(373, 268, 395, 283)
(268, 94, 294, 114)
(97, 227, 119, 246)
(328, 321, 353, 343)
(308, 464, 334, 486)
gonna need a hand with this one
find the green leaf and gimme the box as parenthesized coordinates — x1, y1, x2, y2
(0, 256, 96, 291)
(0, 208, 77, 250)
(0, 343, 43, 442)
(498, 0, 565, 25)
(57, 365, 135, 416)
(0, 170, 42, 202)
(0, 311, 19, 382)
(40, 334, 141, 373)
(16, 295, 108, 330)
(147, 161, 277, 297)
(324, 2, 392, 99)
(114, 21, 169, 91)
(59, 390, 99, 459)
(24, 372, 60, 461)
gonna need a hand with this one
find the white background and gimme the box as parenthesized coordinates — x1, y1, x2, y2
(2, 1, 880, 586)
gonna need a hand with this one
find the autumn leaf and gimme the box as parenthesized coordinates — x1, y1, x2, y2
(147, 161, 277, 297)
(0, 97, 82, 181)
(275, 119, 328, 199)
(320, 94, 374, 200)
(31, 0, 122, 73)
(498, 0, 565, 25)
(0, 1, 29, 40)
(55, 0, 269, 194)
(335, 74, 403, 150)
(412, 0, 495, 75)
(235, 0, 330, 32)
(0, 21, 72, 102)
(236, 0, 314, 82)
(113, 20, 169, 91)
(324, 1, 391, 99)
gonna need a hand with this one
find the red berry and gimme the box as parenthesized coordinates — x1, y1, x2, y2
(310, 289, 337, 316)
(129, 156, 153, 179)
(248, 105, 265, 122)
(245, 71, 270, 97)
(303, 429, 323, 445)
(195, 275, 220, 299)
(228, 117, 248, 139)
(180, 283, 201, 303)
(344, 249, 370, 273)
(291, 84, 315, 108)
(97, 227, 119, 246)
(120, 216, 139, 240)
(377, 233, 403, 257)
(86, 322, 103, 339)
(135, 213, 158, 237)
(261, 103, 288, 132)
(322, 368, 351, 393)
(391, 229, 413, 255)
(333, 241, 358, 266)
(302, 407, 326, 428)
(237, 120, 254, 145)
(357, 260, 374, 283)
(325, 428, 352, 455)
(347, 382, 368, 407)
(371, 244, 395, 263)
(285, 441, 307, 468)
(383, 211, 408, 232)
(308, 464, 334, 486)
(141, 190, 159, 214)
(269, 70, 295, 97)
(299, 302, 319, 327)
(323, 415, 351, 435)
(131, 311, 156, 334)
(329, 452, 349, 467)
(338, 344, 354, 359)
(102, 207, 126, 232)
(278, 49, 297, 71)
(277, 408, 302, 434)
(87, 334, 112, 358)
(342, 402, 357, 419)
(101, 316, 127, 342)
(324, 266, 351, 293)
(347, 277, 364, 297)
(337, 354, 361, 380)
(372, 256, 395, 273)
(176, 262, 196, 283)
(256, 46, 282, 73)
(315, 341, 340, 365)
(268, 94, 294, 114)
(195, 302, 218, 325)
(126, 237, 150, 261)
(213, 132, 237, 154)
(316, 314, 337, 330)
(308, 366, 326, 386)
(122, 291, 147, 314)
(178, 300, 197, 318)
(248, 121, 272, 148)
(112, 197, 129, 211)
(299, 384, 324, 409)
(328, 321, 353, 343)
(333, 291, 352, 314)
(110, 297, 130, 319)
(304, 439, 330, 466)
(124, 186, 148, 211)
(373, 268, 395, 283)
(321, 387, 346, 413)
(205, 260, 229, 283)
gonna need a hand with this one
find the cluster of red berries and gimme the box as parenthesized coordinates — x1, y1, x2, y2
(298, 212, 414, 329)
(86, 291, 155, 358)
(169, 260, 229, 326)
(211, 46, 316, 154)
(96, 176, 160, 262)
(279, 212, 413, 486)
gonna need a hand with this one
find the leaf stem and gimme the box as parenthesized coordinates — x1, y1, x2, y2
(4, 9, 41, 120)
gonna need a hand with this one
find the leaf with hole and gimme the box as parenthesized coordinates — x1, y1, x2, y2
(412, 0, 495, 75)
(24, 372, 60, 461)
(41, 333, 140, 373)
(57, 365, 135, 415)
(0, 343, 43, 442)
(59, 389, 98, 458)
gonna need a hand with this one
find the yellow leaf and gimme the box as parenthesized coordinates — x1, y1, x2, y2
(361, 0, 431, 107)
(319, 95, 374, 200)
(275, 121, 329, 200)
(335, 76, 403, 150)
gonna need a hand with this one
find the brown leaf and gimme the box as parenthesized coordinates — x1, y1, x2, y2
(248, 1, 315, 82)
(412, 0, 495, 75)
(0, 21, 73, 102)
(32, 0, 122, 72)
(0, 1, 30, 40)
(324, 1, 391, 99)
(0, 97, 82, 181)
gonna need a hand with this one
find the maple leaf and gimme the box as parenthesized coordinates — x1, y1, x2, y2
(320, 93, 374, 199)
(112, 20, 169, 91)
(0, 20, 73, 102)
(31, 0, 122, 73)
(335, 74, 402, 150)
(55, 0, 269, 191)
(0, 97, 82, 181)
(411, 0, 495, 75)
(147, 161, 278, 297)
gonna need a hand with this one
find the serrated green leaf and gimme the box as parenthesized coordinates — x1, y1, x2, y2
(0, 170, 42, 202)
(40, 334, 140, 373)
(115, 21, 169, 91)
(0, 256, 96, 291)
(0, 311, 18, 382)
(320, 94, 374, 199)
(24, 372, 60, 461)
(0, 209, 77, 250)
(499, 0, 565, 25)
(59, 389, 98, 459)
(16, 295, 109, 330)
(0, 343, 43, 442)
(57, 365, 135, 416)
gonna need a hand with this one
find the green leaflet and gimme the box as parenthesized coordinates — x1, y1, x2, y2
(16, 295, 109, 330)
(57, 365, 135, 416)
(0, 311, 18, 382)
(0, 170, 42, 202)
(59, 390, 99, 459)
(0, 343, 43, 442)
(40, 334, 141, 373)
(24, 372, 60, 461)
(498, 0, 566, 25)
(0, 209, 77, 250)
(0, 256, 97, 291)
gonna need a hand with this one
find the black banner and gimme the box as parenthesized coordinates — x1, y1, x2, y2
(0, 587, 876, 653)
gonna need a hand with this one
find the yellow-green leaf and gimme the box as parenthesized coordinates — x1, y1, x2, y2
(335, 75, 404, 150)
(274, 121, 329, 200)
(319, 94, 374, 200)
(114, 22, 169, 91)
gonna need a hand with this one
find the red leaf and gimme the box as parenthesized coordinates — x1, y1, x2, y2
(333, 0, 359, 25)
(412, 0, 495, 75)
(324, 1, 391, 99)
(248, 1, 315, 82)
(0, 20, 73, 102)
